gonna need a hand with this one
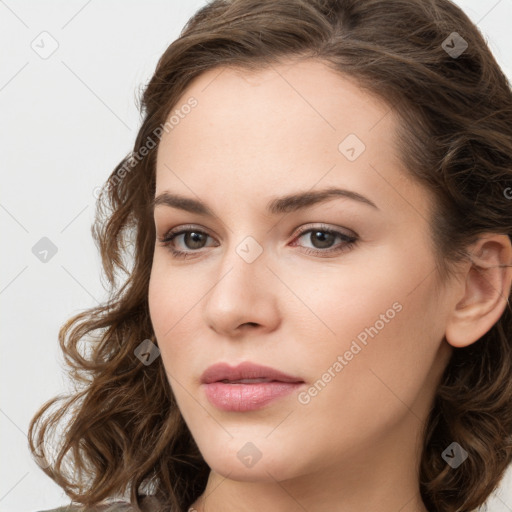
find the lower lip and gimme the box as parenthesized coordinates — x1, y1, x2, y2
(203, 381, 304, 412)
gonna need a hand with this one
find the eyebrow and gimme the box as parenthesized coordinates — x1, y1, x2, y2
(152, 187, 379, 217)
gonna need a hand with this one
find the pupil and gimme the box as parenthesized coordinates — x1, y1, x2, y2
(186, 232, 205, 249)
(312, 231, 334, 249)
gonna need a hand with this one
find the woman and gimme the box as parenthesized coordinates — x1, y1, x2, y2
(30, 0, 512, 511)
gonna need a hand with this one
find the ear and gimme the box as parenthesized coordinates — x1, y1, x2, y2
(445, 234, 512, 348)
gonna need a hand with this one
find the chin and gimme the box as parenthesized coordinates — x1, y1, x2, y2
(197, 436, 301, 483)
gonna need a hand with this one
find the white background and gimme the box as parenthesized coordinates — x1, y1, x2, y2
(1, 1, 511, 511)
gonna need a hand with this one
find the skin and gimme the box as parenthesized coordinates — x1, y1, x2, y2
(148, 58, 512, 512)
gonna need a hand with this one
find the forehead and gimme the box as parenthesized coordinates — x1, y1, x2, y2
(154, 58, 428, 220)
(163, 57, 393, 144)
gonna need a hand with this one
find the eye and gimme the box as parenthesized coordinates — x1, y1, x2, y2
(291, 224, 358, 257)
(157, 224, 217, 259)
(156, 223, 358, 259)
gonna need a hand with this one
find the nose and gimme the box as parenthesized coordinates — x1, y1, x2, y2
(202, 242, 281, 337)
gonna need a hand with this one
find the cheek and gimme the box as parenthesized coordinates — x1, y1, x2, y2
(148, 263, 182, 362)
(148, 256, 195, 335)
(147, 260, 205, 372)
(296, 243, 446, 389)
(285, 280, 445, 464)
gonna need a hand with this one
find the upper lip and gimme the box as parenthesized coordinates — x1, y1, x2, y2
(201, 361, 304, 384)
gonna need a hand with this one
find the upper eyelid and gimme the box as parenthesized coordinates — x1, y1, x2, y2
(160, 223, 357, 242)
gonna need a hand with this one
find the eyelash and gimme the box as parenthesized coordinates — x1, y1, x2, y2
(156, 223, 358, 260)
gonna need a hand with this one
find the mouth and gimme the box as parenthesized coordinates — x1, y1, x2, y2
(201, 362, 305, 412)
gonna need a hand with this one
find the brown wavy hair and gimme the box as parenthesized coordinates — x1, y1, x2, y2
(28, 0, 512, 511)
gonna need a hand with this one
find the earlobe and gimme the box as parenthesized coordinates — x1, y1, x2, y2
(445, 234, 512, 348)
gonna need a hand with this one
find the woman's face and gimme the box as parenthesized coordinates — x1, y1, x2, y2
(148, 58, 456, 484)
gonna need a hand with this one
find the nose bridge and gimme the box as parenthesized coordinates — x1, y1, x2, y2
(202, 232, 279, 333)
(209, 233, 267, 306)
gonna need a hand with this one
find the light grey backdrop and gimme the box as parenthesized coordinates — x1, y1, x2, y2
(1, 1, 511, 511)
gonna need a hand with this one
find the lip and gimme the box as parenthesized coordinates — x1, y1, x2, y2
(201, 361, 305, 412)
(201, 361, 303, 384)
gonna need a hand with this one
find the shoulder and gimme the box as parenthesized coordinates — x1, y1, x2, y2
(35, 504, 132, 512)
(36, 498, 163, 512)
